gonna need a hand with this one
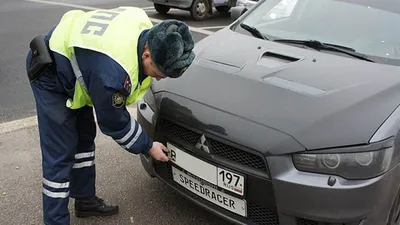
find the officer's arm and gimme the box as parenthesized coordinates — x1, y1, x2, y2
(74, 47, 153, 154)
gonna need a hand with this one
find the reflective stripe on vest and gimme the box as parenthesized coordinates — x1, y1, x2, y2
(49, 6, 153, 109)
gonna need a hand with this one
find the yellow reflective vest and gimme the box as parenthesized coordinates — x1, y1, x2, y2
(49, 6, 153, 109)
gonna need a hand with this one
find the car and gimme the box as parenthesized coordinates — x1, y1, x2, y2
(137, 0, 400, 224)
(149, 0, 235, 21)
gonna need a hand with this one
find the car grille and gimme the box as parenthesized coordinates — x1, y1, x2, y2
(157, 118, 268, 173)
(248, 202, 280, 225)
(154, 163, 280, 225)
(296, 219, 318, 225)
(295, 218, 361, 225)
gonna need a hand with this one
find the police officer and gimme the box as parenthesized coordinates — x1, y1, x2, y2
(25, 6, 195, 225)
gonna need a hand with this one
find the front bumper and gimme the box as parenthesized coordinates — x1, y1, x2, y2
(137, 99, 400, 225)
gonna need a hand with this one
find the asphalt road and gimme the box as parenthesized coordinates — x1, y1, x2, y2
(0, 0, 231, 123)
(0, 0, 233, 224)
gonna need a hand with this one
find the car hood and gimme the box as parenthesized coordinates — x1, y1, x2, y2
(152, 28, 400, 154)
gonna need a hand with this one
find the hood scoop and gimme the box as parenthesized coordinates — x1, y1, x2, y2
(257, 50, 325, 96)
(257, 50, 303, 68)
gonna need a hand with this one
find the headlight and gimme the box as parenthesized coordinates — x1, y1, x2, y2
(292, 147, 394, 180)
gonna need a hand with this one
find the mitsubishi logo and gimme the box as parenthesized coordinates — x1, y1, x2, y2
(195, 134, 210, 153)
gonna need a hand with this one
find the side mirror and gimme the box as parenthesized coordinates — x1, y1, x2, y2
(230, 6, 247, 21)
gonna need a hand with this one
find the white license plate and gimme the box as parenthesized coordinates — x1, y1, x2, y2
(172, 166, 247, 217)
(167, 143, 245, 196)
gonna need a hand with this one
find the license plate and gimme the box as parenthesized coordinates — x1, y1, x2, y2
(172, 166, 247, 217)
(218, 167, 244, 195)
(167, 143, 245, 196)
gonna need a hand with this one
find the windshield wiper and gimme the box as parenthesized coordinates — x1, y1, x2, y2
(239, 23, 269, 40)
(273, 39, 374, 62)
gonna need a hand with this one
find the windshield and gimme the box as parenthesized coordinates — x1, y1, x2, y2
(236, 0, 400, 65)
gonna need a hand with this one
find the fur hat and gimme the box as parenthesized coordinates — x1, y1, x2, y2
(147, 20, 196, 78)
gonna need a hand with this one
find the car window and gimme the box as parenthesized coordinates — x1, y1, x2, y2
(236, 0, 400, 65)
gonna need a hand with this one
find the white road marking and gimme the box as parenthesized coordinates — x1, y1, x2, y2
(0, 107, 138, 135)
(197, 25, 226, 30)
(0, 116, 38, 135)
(140, 6, 156, 10)
(25, 0, 214, 35)
(143, 8, 180, 12)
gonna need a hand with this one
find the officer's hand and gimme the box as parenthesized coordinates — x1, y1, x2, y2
(148, 142, 169, 162)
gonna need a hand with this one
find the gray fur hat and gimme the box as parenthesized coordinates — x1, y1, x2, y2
(147, 19, 196, 78)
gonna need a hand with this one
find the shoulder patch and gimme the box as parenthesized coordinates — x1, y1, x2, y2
(112, 92, 125, 108)
(124, 76, 132, 94)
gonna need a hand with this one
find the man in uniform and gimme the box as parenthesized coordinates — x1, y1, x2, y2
(25, 6, 195, 225)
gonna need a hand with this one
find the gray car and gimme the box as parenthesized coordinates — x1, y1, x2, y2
(137, 0, 400, 224)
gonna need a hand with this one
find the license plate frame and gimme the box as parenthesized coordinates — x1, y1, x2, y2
(172, 166, 248, 217)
